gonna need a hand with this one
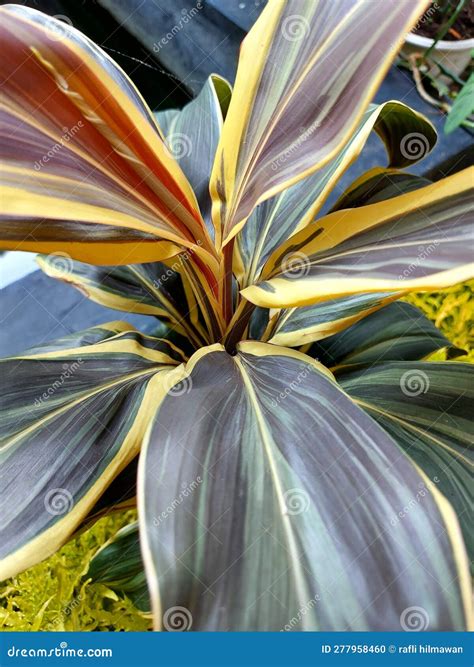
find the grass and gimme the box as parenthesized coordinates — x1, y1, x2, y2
(0, 281, 472, 631)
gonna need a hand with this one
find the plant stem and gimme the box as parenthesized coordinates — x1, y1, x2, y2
(425, 0, 467, 58)
(223, 299, 255, 354)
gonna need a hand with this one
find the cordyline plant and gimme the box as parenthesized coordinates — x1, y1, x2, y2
(0, 1, 473, 632)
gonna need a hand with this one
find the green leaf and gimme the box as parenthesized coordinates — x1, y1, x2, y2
(138, 342, 470, 631)
(309, 301, 463, 368)
(86, 521, 149, 612)
(339, 361, 474, 571)
(0, 324, 178, 580)
(235, 104, 436, 287)
(445, 73, 474, 135)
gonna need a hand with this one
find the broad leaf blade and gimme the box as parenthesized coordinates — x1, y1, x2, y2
(0, 6, 214, 264)
(235, 103, 436, 287)
(242, 168, 474, 308)
(210, 0, 429, 245)
(309, 301, 464, 368)
(138, 343, 470, 631)
(86, 521, 149, 612)
(0, 326, 178, 580)
(329, 168, 431, 212)
(339, 361, 474, 570)
(157, 75, 232, 239)
(37, 256, 208, 348)
(267, 292, 400, 347)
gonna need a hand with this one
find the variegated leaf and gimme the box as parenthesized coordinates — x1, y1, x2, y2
(242, 168, 474, 308)
(0, 5, 217, 267)
(156, 75, 232, 239)
(235, 103, 436, 287)
(0, 324, 178, 580)
(210, 0, 429, 245)
(37, 255, 208, 349)
(86, 521, 149, 612)
(309, 301, 463, 368)
(339, 361, 474, 571)
(138, 343, 470, 631)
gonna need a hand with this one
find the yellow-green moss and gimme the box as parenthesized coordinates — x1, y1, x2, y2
(1, 281, 472, 632)
(0, 511, 150, 632)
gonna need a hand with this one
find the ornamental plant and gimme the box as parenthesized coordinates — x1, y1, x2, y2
(0, 2, 472, 632)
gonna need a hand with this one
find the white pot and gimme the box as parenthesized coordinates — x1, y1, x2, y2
(402, 32, 474, 80)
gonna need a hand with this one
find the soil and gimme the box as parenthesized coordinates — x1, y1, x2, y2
(414, 0, 474, 41)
